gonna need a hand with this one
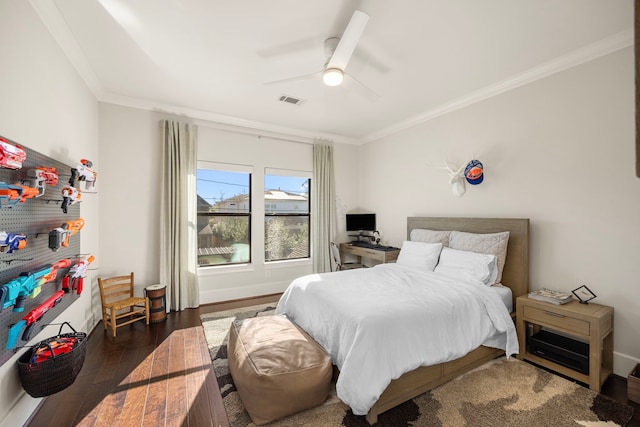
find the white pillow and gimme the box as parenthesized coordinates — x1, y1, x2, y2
(434, 247, 498, 286)
(396, 241, 443, 271)
(410, 229, 451, 246)
(448, 231, 509, 284)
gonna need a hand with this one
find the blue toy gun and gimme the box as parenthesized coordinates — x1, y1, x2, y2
(0, 231, 27, 253)
(0, 265, 53, 312)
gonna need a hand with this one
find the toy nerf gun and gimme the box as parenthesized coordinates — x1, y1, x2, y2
(69, 159, 97, 190)
(0, 136, 27, 170)
(14, 184, 39, 203)
(48, 218, 84, 252)
(27, 167, 58, 197)
(0, 182, 24, 207)
(62, 255, 94, 295)
(31, 335, 77, 364)
(38, 259, 72, 297)
(6, 290, 65, 350)
(0, 182, 39, 206)
(0, 231, 27, 253)
(61, 186, 81, 214)
(0, 265, 52, 312)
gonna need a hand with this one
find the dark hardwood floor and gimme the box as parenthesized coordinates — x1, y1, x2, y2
(26, 294, 639, 426)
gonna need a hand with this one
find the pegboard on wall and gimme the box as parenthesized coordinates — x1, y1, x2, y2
(0, 135, 89, 367)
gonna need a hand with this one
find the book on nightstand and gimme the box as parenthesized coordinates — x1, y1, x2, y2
(528, 288, 574, 305)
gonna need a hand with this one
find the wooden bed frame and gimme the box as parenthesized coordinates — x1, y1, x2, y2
(363, 217, 530, 424)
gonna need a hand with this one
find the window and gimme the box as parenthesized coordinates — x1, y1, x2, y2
(197, 163, 251, 266)
(264, 171, 310, 262)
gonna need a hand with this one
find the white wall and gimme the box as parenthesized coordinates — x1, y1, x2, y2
(98, 104, 162, 290)
(98, 104, 361, 303)
(0, 2, 99, 426)
(360, 47, 639, 376)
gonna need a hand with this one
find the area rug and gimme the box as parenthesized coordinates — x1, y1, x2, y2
(201, 304, 634, 427)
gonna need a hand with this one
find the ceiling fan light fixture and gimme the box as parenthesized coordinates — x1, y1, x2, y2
(323, 68, 344, 86)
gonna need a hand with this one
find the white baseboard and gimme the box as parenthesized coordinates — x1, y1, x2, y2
(614, 351, 640, 378)
(199, 280, 288, 304)
(0, 396, 41, 427)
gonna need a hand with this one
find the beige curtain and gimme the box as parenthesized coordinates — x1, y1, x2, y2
(312, 143, 336, 273)
(160, 120, 199, 311)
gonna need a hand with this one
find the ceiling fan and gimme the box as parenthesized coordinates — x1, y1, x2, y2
(264, 10, 379, 100)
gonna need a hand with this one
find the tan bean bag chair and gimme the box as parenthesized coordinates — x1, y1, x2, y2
(228, 314, 332, 425)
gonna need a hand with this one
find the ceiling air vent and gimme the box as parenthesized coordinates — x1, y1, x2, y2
(278, 95, 304, 106)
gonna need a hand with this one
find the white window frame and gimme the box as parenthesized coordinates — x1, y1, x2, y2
(264, 168, 312, 263)
(197, 161, 253, 268)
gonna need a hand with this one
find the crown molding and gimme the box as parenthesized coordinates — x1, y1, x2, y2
(30, 0, 632, 147)
(28, 0, 356, 145)
(99, 92, 360, 146)
(362, 27, 634, 144)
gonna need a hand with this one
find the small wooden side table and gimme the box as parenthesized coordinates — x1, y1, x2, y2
(516, 295, 613, 392)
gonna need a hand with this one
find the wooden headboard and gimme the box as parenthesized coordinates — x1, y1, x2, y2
(407, 217, 530, 307)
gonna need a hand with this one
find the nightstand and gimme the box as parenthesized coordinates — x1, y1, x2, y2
(515, 295, 614, 392)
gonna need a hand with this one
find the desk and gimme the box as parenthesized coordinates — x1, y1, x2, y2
(339, 243, 400, 265)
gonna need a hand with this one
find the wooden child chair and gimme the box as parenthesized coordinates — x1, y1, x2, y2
(97, 272, 149, 337)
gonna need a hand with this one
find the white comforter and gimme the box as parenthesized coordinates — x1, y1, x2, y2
(275, 263, 518, 416)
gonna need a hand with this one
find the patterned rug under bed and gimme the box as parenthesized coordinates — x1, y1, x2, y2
(201, 304, 634, 427)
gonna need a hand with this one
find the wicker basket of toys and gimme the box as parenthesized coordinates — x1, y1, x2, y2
(17, 322, 87, 397)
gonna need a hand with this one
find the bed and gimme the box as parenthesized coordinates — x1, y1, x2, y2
(276, 217, 529, 424)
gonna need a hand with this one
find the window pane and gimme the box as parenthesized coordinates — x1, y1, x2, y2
(264, 175, 309, 213)
(264, 174, 310, 262)
(197, 169, 250, 213)
(265, 216, 309, 261)
(197, 216, 250, 265)
(197, 168, 251, 267)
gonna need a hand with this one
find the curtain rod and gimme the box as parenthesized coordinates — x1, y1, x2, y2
(191, 119, 337, 146)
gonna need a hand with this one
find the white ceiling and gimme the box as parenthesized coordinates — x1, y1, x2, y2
(32, 0, 633, 143)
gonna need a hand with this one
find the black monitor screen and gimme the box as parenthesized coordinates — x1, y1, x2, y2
(346, 213, 376, 232)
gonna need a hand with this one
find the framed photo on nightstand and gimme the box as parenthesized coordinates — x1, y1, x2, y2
(572, 285, 597, 304)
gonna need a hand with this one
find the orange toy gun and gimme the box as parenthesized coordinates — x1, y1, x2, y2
(48, 218, 84, 252)
(30, 258, 71, 300)
(42, 258, 72, 284)
(15, 184, 40, 203)
(0, 182, 40, 205)
(0, 182, 22, 206)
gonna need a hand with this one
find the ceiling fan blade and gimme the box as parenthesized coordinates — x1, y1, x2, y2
(344, 72, 380, 102)
(256, 37, 319, 59)
(326, 10, 369, 71)
(263, 70, 322, 86)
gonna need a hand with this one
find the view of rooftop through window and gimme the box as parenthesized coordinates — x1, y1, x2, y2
(197, 170, 308, 206)
(196, 168, 309, 266)
(264, 173, 310, 262)
(197, 168, 251, 266)
(197, 169, 250, 211)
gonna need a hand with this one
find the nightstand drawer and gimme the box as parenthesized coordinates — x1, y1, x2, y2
(523, 305, 590, 336)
